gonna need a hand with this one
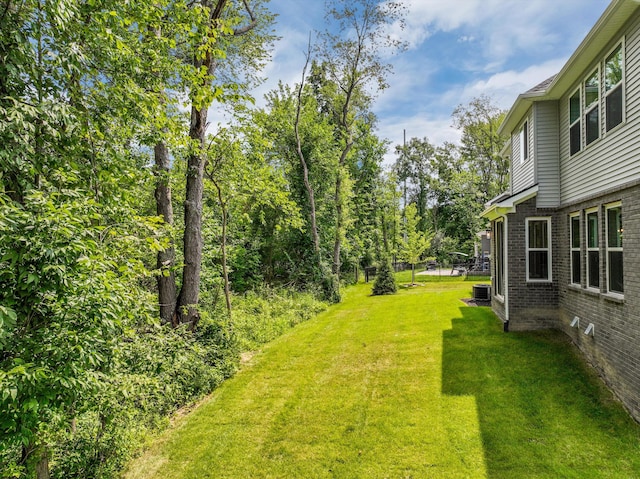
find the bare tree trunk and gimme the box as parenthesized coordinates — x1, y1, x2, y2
(176, 106, 207, 327)
(294, 37, 321, 257)
(174, 0, 257, 327)
(332, 174, 343, 275)
(35, 446, 50, 479)
(213, 180, 232, 317)
(331, 143, 353, 276)
(154, 141, 177, 326)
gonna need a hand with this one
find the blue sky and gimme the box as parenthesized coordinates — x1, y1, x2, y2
(249, 0, 612, 161)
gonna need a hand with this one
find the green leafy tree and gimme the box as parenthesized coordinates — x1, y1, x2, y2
(317, 0, 407, 292)
(393, 137, 436, 233)
(400, 203, 432, 285)
(452, 94, 508, 202)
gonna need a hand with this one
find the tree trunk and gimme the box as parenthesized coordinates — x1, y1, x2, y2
(34, 445, 50, 479)
(332, 173, 343, 275)
(175, 0, 256, 327)
(154, 141, 177, 326)
(176, 106, 207, 327)
(381, 210, 389, 254)
(294, 36, 322, 257)
(214, 180, 232, 317)
(331, 142, 353, 277)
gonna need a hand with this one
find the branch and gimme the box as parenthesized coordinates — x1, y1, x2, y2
(233, 0, 257, 35)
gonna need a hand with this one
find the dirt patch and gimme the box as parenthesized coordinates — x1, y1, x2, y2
(460, 298, 491, 307)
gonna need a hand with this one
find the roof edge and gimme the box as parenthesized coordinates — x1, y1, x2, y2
(481, 185, 539, 221)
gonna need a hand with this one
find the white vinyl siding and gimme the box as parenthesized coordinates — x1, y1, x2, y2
(534, 101, 560, 208)
(511, 113, 535, 193)
(559, 22, 635, 204)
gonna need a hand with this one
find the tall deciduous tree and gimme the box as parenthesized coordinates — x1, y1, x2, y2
(393, 137, 436, 234)
(317, 0, 407, 293)
(0, 1, 180, 475)
(400, 203, 432, 285)
(452, 94, 508, 202)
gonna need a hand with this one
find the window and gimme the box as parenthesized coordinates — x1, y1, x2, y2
(569, 89, 581, 155)
(586, 209, 599, 289)
(606, 204, 623, 294)
(570, 213, 581, 285)
(605, 43, 623, 131)
(520, 121, 529, 164)
(495, 220, 505, 297)
(584, 69, 599, 145)
(526, 218, 551, 281)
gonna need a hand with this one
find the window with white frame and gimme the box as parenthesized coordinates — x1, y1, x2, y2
(606, 203, 623, 294)
(526, 218, 551, 281)
(570, 213, 581, 285)
(569, 88, 581, 155)
(584, 68, 600, 145)
(520, 120, 529, 164)
(605, 43, 624, 131)
(586, 209, 600, 289)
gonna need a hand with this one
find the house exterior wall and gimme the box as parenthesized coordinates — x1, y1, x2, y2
(559, 9, 640, 205)
(485, 1, 640, 422)
(493, 186, 640, 419)
(503, 197, 560, 331)
(490, 221, 507, 323)
(522, 183, 640, 421)
(533, 101, 560, 208)
(510, 112, 535, 193)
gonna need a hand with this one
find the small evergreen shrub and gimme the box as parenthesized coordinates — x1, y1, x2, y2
(372, 259, 397, 295)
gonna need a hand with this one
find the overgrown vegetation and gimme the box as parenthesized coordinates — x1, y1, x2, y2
(0, 286, 324, 478)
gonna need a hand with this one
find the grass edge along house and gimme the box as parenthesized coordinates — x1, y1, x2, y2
(482, 0, 640, 422)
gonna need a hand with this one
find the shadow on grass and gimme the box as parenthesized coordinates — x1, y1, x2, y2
(442, 306, 640, 478)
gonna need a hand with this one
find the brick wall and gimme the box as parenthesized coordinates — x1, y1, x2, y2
(555, 184, 640, 422)
(492, 186, 640, 421)
(506, 196, 560, 331)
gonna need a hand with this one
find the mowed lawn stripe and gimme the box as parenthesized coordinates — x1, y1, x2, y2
(125, 279, 640, 479)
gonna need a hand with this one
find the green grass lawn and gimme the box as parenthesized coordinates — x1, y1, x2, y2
(125, 276, 640, 479)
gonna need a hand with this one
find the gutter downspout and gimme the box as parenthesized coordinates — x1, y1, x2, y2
(503, 214, 510, 332)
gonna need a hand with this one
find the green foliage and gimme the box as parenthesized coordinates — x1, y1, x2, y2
(0, 191, 147, 474)
(47, 314, 238, 479)
(233, 288, 327, 352)
(372, 259, 397, 295)
(400, 204, 432, 266)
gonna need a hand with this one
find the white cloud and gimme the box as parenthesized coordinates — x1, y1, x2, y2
(461, 58, 567, 109)
(395, 0, 608, 67)
(376, 114, 462, 166)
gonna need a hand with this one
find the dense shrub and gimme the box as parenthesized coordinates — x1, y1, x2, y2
(0, 287, 326, 479)
(233, 288, 327, 352)
(372, 259, 397, 295)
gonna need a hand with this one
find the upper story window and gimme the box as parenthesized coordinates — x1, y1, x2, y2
(526, 217, 552, 282)
(520, 120, 529, 164)
(585, 68, 600, 145)
(569, 89, 581, 156)
(605, 43, 624, 131)
(568, 40, 624, 156)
